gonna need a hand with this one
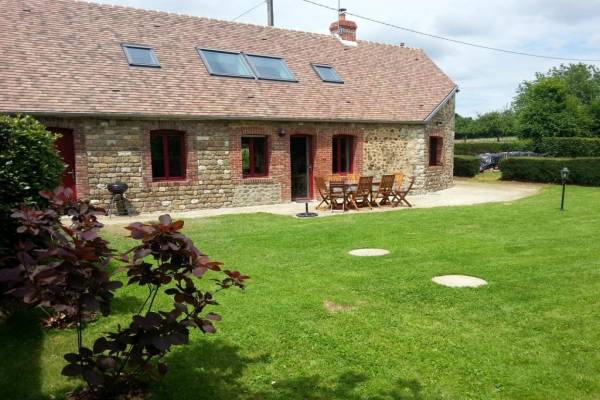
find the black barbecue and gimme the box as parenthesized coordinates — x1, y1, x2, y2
(107, 182, 131, 217)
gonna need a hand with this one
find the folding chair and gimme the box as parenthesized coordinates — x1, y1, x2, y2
(347, 176, 374, 210)
(314, 177, 331, 210)
(372, 174, 395, 207)
(393, 176, 415, 207)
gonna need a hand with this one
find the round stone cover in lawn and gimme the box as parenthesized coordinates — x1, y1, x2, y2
(432, 275, 487, 288)
(348, 248, 390, 257)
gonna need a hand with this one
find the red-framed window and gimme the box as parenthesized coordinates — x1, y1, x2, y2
(150, 130, 186, 180)
(242, 136, 268, 177)
(332, 135, 353, 174)
(428, 136, 443, 166)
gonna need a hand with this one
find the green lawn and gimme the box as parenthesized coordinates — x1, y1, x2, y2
(2, 185, 600, 399)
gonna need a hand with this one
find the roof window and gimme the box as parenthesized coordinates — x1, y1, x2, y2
(198, 49, 254, 78)
(312, 64, 343, 83)
(245, 54, 296, 82)
(122, 44, 160, 67)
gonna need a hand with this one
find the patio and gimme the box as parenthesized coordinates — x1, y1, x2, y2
(100, 179, 541, 225)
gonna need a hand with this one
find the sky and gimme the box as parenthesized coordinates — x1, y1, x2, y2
(94, 0, 600, 117)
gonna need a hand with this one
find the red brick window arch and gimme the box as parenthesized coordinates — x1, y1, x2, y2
(150, 130, 186, 180)
(332, 135, 354, 174)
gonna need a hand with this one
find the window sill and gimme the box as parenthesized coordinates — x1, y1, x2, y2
(148, 179, 192, 187)
(427, 165, 444, 170)
(242, 176, 274, 184)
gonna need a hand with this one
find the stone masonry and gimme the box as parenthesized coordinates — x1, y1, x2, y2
(37, 95, 454, 213)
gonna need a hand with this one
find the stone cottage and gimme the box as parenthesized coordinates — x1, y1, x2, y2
(0, 0, 457, 213)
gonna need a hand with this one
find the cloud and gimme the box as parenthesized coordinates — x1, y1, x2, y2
(93, 0, 600, 116)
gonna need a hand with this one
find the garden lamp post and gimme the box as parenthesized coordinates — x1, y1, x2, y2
(560, 167, 570, 211)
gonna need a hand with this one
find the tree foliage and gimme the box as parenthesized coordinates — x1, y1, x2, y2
(513, 64, 600, 139)
(455, 110, 515, 141)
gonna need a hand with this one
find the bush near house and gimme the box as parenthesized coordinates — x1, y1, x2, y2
(453, 155, 480, 177)
(538, 137, 600, 157)
(0, 115, 64, 257)
(454, 140, 533, 156)
(500, 157, 600, 185)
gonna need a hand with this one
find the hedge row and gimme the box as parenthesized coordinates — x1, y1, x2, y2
(454, 140, 533, 156)
(453, 155, 480, 177)
(500, 157, 600, 185)
(538, 137, 600, 157)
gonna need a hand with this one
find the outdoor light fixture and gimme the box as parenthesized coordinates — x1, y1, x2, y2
(277, 128, 286, 137)
(560, 167, 570, 211)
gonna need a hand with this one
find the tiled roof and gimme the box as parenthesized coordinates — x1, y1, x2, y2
(0, 0, 457, 123)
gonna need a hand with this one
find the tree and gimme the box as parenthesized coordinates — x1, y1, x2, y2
(474, 109, 515, 142)
(513, 64, 600, 139)
(455, 114, 475, 142)
(513, 76, 593, 140)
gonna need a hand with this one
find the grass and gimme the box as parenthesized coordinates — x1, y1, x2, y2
(2, 184, 600, 399)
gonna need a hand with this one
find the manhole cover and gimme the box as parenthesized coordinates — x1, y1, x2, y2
(348, 248, 390, 257)
(432, 275, 487, 288)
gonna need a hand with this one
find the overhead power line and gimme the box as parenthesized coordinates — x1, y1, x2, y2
(300, 0, 600, 62)
(232, 0, 266, 22)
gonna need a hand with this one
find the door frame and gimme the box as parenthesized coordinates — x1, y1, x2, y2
(289, 134, 314, 200)
(51, 127, 77, 197)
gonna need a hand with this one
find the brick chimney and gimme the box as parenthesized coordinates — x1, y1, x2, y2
(329, 11, 357, 41)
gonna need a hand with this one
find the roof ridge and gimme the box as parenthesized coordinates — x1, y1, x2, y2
(68, 0, 423, 51)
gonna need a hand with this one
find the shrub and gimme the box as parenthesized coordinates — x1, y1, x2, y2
(0, 115, 64, 257)
(453, 156, 480, 177)
(0, 187, 121, 327)
(500, 157, 600, 185)
(454, 140, 533, 155)
(538, 137, 600, 157)
(61, 214, 249, 399)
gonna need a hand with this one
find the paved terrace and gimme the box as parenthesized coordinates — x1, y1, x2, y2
(100, 179, 542, 226)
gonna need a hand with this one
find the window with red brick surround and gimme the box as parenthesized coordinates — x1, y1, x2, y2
(332, 135, 354, 174)
(428, 136, 443, 166)
(150, 130, 186, 180)
(242, 136, 268, 177)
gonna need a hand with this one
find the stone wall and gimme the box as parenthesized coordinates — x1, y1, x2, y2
(424, 96, 455, 192)
(362, 124, 427, 191)
(38, 99, 454, 213)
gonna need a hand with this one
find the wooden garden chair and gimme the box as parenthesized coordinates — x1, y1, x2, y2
(347, 176, 373, 210)
(392, 176, 415, 207)
(314, 177, 331, 210)
(372, 174, 396, 207)
(390, 173, 404, 207)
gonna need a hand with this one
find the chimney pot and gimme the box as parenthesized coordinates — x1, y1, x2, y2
(329, 12, 357, 42)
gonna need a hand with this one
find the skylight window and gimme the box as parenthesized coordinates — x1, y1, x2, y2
(122, 44, 160, 67)
(312, 64, 344, 83)
(245, 54, 296, 82)
(198, 49, 254, 78)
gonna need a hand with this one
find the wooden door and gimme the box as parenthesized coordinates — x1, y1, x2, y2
(52, 128, 77, 196)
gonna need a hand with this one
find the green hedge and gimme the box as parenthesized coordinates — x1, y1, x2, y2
(500, 157, 600, 185)
(454, 140, 533, 155)
(538, 137, 600, 157)
(454, 155, 480, 177)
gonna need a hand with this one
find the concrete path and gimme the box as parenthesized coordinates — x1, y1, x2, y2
(100, 179, 542, 226)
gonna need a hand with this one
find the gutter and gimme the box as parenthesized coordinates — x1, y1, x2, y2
(423, 86, 459, 123)
(1, 111, 428, 125)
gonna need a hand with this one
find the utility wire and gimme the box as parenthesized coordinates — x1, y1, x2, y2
(232, 0, 266, 22)
(300, 0, 600, 62)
